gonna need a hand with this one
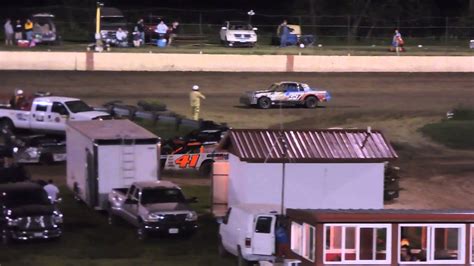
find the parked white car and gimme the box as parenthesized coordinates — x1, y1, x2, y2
(218, 204, 280, 265)
(220, 21, 257, 47)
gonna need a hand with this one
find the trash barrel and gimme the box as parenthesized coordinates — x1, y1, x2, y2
(157, 38, 167, 48)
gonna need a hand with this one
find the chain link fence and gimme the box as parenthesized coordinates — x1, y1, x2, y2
(2, 6, 473, 46)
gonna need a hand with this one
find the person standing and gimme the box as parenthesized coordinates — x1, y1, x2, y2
(166, 21, 179, 46)
(14, 19, 23, 43)
(392, 29, 404, 55)
(275, 218, 290, 259)
(44, 179, 60, 203)
(136, 18, 145, 44)
(278, 20, 290, 48)
(4, 19, 14, 46)
(189, 85, 205, 121)
(24, 19, 33, 42)
(155, 20, 168, 40)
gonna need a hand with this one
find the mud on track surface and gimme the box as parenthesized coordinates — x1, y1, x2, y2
(1, 71, 474, 209)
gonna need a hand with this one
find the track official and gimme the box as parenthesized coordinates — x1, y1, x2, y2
(189, 85, 205, 120)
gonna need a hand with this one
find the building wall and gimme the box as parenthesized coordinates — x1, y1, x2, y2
(227, 154, 384, 209)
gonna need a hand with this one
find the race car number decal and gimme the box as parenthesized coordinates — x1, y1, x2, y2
(175, 154, 200, 168)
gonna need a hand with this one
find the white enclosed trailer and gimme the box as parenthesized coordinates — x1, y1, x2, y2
(66, 119, 160, 210)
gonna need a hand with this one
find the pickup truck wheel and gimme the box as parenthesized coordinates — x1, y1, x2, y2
(0, 118, 14, 132)
(257, 97, 271, 109)
(237, 246, 254, 266)
(137, 221, 148, 241)
(199, 160, 213, 177)
(218, 237, 229, 257)
(1, 228, 11, 245)
(304, 96, 318, 108)
(108, 210, 119, 225)
(39, 153, 54, 165)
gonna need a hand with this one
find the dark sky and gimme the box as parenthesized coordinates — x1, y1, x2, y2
(1, 0, 470, 16)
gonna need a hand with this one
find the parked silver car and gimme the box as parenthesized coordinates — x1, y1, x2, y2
(14, 135, 66, 164)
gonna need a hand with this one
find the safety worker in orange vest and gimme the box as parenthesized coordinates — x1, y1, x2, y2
(189, 85, 205, 120)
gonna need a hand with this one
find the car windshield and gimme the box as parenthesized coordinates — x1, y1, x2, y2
(268, 83, 279, 91)
(141, 188, 186, 205)
(65, 100, 93, 113)
(1, 189, 51, 207)
(229, 23, 252, 30)
(102, 17, 127, 25)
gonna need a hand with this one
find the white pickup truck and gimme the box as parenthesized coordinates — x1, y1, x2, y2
(108, 181, 198, 240)
(0, 96, 110, 133)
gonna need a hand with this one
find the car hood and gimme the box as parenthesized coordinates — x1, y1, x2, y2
(10, 204, 55, 218)
(249, 89, 273, 94)
(70, 111, 110, 120)
(144, 202, 192, 213)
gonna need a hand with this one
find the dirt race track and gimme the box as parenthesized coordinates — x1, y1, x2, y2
(1, 71, 473, 209)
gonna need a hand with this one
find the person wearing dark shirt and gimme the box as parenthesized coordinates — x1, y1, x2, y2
(167, 21, 179, 46)
(278, 20, 290, 48)
(136, 18, 145, 44)
(14, 19, 23, 42)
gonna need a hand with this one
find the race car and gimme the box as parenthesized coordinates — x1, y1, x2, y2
(160, 142, 228, 176)
(240, 81, 331, 109)
(13, 134, 66, 164)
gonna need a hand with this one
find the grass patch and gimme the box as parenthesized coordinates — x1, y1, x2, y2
(1, 185, 233, 266)
(420, 120, 474, 149)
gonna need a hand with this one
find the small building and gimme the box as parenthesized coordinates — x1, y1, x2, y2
(286, 208, 474, 265)
(213, 129, 398, 214)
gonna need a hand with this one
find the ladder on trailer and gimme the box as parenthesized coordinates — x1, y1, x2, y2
(120, 137, 136, 185)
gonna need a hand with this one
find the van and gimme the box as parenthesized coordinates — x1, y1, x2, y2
(218, 204, 280, 265)
(98, 7, 128, 45)
(32, 13, 59, 44)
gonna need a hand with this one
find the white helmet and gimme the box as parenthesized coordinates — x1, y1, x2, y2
(192, 85, 199, 91)
(15, 89, 24, 96)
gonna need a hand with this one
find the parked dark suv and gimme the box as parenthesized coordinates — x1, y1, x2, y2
(0, 182, 63, 244)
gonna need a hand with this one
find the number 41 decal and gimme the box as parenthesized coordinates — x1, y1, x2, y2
(175, 154, 200, 168)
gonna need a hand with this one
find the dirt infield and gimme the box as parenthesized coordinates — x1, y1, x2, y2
(1, 71, 473, 209)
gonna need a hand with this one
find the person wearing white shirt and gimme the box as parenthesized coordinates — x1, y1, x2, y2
(44, 179, 60, 203)
(155, 21, 168, 39)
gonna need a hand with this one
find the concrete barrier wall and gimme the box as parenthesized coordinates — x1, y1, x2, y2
(0, 52, 86, 71)
(0, 51, 473, 72)
(293, 55, 474, 72)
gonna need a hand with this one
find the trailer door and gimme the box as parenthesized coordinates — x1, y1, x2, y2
(86, 148, 98, 207)
(252, 215, 276, 255)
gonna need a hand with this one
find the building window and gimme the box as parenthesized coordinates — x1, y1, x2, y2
(291, 222, 302, 255)
(471, 225, 474, 263)
(302, 223, 316, 262)
(291, 222, 316, 262)
(324, 224, 391, 264)
(399, 224, 465, 264)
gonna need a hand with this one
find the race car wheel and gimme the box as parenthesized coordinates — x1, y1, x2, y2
(304, 96, 318, 108)
(257, 97, 271, 109)
(199, 160, 213, 177)
(40, 153, 54, 165)
(137, 220, 148, 241)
